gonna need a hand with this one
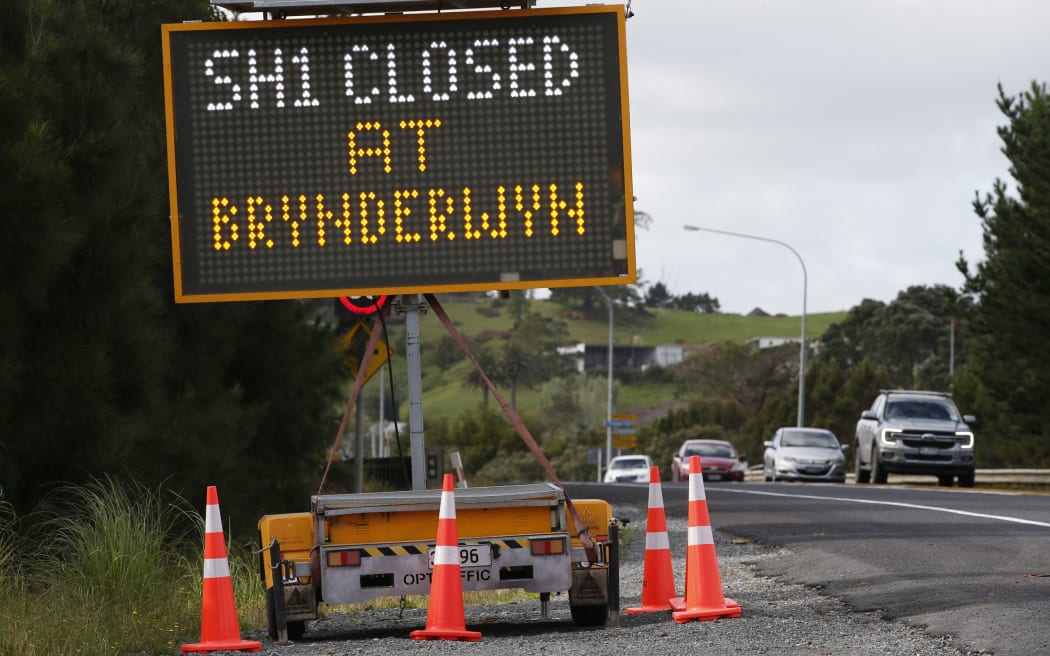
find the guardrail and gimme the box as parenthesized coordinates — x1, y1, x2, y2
(743, 467, 1050, 486)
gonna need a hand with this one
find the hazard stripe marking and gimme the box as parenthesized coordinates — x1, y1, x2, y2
(358, 539, 530, 557)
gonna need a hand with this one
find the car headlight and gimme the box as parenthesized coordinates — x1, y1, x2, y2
(956, 431, 974, 449)
(880, 428, 902, 446)
(782, 456, 797, 464)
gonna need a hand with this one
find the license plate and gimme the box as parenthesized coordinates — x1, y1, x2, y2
(427, 545, 491, 569)
(706, 473, 723, 481)
(919, 447, 938, 456)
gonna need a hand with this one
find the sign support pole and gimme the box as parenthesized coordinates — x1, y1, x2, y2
(398, 294, 429, 490)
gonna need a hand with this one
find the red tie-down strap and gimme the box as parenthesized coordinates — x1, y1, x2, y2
(425, 293, 598, 563)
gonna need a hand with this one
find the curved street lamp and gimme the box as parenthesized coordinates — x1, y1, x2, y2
(683, 224, 808, 427)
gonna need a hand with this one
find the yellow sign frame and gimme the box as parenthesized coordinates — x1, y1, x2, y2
(162, 5, 634, 303)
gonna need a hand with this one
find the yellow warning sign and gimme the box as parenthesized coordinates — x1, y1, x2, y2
(337, 320, 392, 385)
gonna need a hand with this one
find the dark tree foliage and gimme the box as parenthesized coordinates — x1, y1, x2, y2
(818, 286, 971, 390)
(640, 282, 720, 314)
(957, 82, 1050, 466)
(671, 342, 798, 415)
(498, 311, 572, 409)
(0, 0, 346, 530)
(669, 291, 721, 314)
(424, 410, 528, 480)
(643, 282, 674, 308)
(548, 270, 647, 312)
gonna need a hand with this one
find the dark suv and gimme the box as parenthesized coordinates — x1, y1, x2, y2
(854, 389, 976, 487)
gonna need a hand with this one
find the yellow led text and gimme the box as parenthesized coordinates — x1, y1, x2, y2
(208, 182, 584, 251)
(347, 119, 442, 175)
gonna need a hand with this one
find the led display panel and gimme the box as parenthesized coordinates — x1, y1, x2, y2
(162, 5, 634, 302)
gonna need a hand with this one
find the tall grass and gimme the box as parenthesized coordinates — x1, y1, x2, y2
(0, 479, 265, 656)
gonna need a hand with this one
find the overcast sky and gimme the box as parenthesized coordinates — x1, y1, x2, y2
(591, 0, 1050, 315)
(224, 1, 1049, 314)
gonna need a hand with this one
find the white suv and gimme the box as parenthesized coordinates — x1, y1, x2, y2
(854, 389, 976, 487)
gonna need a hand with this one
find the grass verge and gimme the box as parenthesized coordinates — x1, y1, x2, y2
(0, 478, 265, 656)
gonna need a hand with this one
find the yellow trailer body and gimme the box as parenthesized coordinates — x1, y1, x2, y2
(258, 483, 614, 637)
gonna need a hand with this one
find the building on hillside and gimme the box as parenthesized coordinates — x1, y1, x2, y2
(747, 336, 801, 349)
(557, 342, 684, 373)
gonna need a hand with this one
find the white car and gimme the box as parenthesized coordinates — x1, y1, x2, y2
(603, 455, 654, 483)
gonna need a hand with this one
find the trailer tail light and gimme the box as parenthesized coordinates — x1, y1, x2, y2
(594, 534, 609, 542)
(531, 538, 565, 556)
(326, 549, 361, 567)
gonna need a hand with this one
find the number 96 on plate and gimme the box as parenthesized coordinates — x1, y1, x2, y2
(427, 545, 492, 569)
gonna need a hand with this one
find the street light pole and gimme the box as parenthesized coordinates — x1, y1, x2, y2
(683, 224, 808, 427)
(595, 287, 614, 477)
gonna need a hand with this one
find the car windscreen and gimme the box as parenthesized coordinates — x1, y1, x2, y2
(687, 444, 735, 458)
(610, 458, 648, 469)
(885, 400, 958, 421)
(780, 431, 839, 448)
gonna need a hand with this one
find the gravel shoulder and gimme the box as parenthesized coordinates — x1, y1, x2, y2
(198, 502, 984, 655)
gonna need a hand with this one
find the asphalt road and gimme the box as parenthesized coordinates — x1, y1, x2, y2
(565, 481, 1050, 656)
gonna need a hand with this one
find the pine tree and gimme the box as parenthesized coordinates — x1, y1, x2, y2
(958, 82, 1050, 466)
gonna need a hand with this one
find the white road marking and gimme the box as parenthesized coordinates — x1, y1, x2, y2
(714, 487, 1050, 528)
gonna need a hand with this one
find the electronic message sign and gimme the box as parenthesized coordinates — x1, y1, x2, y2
(162, 5, 634, 303)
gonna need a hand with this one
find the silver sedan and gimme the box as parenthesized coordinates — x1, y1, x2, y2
(763, 427, 848, 483)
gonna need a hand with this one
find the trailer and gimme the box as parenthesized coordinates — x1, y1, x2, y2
(259, 482, 616, 639)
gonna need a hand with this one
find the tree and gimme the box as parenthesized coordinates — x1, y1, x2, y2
(0, 0, 346, 528)
(535, 374, 614, 439)
(816, 286, 970, 390)
(670, 291, 721, 314)
(496, 311, 572, 409)
(644, 282, 674, 308)
(672, 342, 797, 415)
(548, 271, 648, 314)
(957, 81, 1050, 466)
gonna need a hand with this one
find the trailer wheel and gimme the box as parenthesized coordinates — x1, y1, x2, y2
(266, 587, 307, 641)
(569, 602, 608, 627)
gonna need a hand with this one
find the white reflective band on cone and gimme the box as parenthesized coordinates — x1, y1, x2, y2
(433, 545, 459, 566)
(205, 504, 222, 533)
(204, 557, 230, 579)
(439, 493, 456, 520)
(645, 531, 671, 550)
(688, 473, 707, 501)
(647, 484, 664, 509)
(687, 525, 714, 546)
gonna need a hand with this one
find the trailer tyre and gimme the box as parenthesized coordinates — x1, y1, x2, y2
(266, 587, 307, 641)
(569, 602, 608, 627)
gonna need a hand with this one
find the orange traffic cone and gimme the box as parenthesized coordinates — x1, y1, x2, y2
(670, 455, 742, 623)
(182, 486, 262, 653)
(410, 474, 482, 642)
(625, 466, 677, 614)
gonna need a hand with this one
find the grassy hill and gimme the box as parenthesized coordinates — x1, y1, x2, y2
(417, 294, 844, 346)
(371, 294, 846, 424)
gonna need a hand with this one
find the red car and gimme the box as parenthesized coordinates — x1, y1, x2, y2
(671, 439, 748, 482)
